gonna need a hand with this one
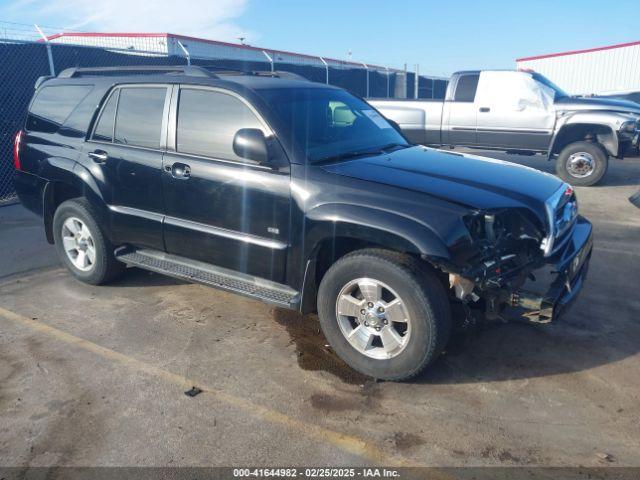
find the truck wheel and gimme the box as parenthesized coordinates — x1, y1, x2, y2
(556, 141, 608, 186)
(53, 198, 124, 285)
(317, 249, 451, 381)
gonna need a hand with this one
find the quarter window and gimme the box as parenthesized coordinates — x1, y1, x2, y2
(176, 89, 264, 161)
(113, 87, 167, 149)
(92, 90, 118, 142)
(27, 85, 93, 133)
(453, 74, 479, 102)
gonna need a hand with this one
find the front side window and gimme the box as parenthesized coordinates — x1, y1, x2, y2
(453, 74, 479, 102)
(27, 85, 93, 133)
(176, 88, 264, 161)
(260, 87, 409, 164)
(113, 87, 167, 149)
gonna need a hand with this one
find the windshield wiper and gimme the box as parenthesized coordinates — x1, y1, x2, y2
(313, 143, 409, 165)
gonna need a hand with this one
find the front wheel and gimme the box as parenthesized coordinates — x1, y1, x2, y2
(555, 141, 608, 186)
(317, 250, 451, 381)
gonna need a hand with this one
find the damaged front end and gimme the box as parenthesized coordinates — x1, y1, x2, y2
(434, 184, 593, 324)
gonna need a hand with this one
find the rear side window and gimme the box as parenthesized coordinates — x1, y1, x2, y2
(113, 87, 167, 149)
(176, 88, 264, 161)
(27, 85, 93, 133)
(92, 90, 119, 142)
(453, 74, 479, 102)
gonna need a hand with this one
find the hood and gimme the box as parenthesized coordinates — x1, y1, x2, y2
(555, 96, 640, 114)
(322, 146, 563, 218)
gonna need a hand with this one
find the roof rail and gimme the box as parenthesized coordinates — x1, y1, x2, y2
(57, 65, 218, 79)
(251, 70, 310, 81)
(34, 75, 54, 89)
(54, 65, 312, 83)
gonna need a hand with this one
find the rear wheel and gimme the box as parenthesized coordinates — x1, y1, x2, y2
(317, 249, 451, 381)
(555, 141, 608, 186)
(53, 198, 124, 285)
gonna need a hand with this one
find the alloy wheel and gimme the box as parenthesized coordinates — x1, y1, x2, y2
(335, 278, 411, 360)
(61, 217, 96, 272)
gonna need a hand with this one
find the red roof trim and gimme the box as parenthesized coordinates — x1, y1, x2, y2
(46, 31, 392, 70)
(517, 40, 640, 62)
(47, 32, 167, 39)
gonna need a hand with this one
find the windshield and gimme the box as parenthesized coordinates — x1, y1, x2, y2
(260, 87, 409, 163)
(531, 72, 568, 99)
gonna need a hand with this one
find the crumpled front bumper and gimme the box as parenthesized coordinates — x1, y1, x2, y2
(509, 216, 593, 323)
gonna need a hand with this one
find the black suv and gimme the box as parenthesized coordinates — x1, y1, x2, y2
(14, 66, 593, 380)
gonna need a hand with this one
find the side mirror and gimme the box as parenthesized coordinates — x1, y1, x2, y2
(233, 128, 268, 164)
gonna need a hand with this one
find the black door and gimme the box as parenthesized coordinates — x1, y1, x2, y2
(85, 85, 170, 250)
(162, 86, 290, 283)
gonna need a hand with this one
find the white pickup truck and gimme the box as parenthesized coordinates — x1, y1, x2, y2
(370, 70, 640, 186)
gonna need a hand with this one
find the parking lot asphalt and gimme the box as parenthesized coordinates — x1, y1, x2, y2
(1, 152, 639, 468)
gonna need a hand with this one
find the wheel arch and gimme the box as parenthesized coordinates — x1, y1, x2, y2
(549, 122, 617, 158)
(298, 206, 451, 314)
(42, 160, 109, 244)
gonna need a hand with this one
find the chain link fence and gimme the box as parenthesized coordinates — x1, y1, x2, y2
(0, 23, 448, 204)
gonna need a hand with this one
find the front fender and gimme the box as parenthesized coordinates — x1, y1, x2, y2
(296, 203, 455, 314)
(548, 112, 631, 158)
(304, 203, 452, 260)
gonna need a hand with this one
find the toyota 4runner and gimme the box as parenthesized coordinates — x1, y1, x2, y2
(14, 66, 593, 380)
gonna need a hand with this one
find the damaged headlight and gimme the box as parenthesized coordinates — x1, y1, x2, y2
(463, 209, 542, 247)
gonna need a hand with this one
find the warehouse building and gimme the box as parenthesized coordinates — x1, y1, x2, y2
(516, 40, 640, 96)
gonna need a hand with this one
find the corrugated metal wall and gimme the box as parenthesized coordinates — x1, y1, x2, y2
(516, 42, 640, 96)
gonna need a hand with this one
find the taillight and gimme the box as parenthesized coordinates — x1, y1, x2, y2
(13, 130, 23, 171)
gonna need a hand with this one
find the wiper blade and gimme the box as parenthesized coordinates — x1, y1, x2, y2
(313, 149, 384, 165)
(313, 143, 409, 165)
(377, 142, 409, 153)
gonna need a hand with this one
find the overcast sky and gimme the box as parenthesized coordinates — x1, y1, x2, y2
(0, 0, 637, 76)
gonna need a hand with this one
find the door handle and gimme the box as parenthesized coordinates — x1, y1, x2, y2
(165, 162, 191, 179)
(88, 150, 108, 163)
(479, 107, 490, 113)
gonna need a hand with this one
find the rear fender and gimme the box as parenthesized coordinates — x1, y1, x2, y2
(41, 158, 109, 243)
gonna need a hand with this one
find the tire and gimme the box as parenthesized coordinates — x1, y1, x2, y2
(53, 198, 125, 285)
(555, 141, 608, 186)
(317, 249, 451, 381)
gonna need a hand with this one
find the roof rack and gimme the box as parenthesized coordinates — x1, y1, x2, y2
(57, 65, 218, 79)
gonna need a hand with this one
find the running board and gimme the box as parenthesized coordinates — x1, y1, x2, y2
(115, 247, 300, 309)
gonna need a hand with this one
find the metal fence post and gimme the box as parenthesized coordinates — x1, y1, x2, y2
(361, 62, 369, 98)
(385, 66, 390, 98)
(262, 50, 274, 72)
(177, 40, 191, 65)
(319, 57, 329, 84)
(34, 24, 55, 76)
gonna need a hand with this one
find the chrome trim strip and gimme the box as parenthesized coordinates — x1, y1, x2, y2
(476, 128, 551, 135)
(109, 205, 164, 222)
(164, 216, 288, 250)
(109, 205, 287, 250)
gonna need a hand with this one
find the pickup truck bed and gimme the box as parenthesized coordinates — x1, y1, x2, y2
(368, 99, 444, 145)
